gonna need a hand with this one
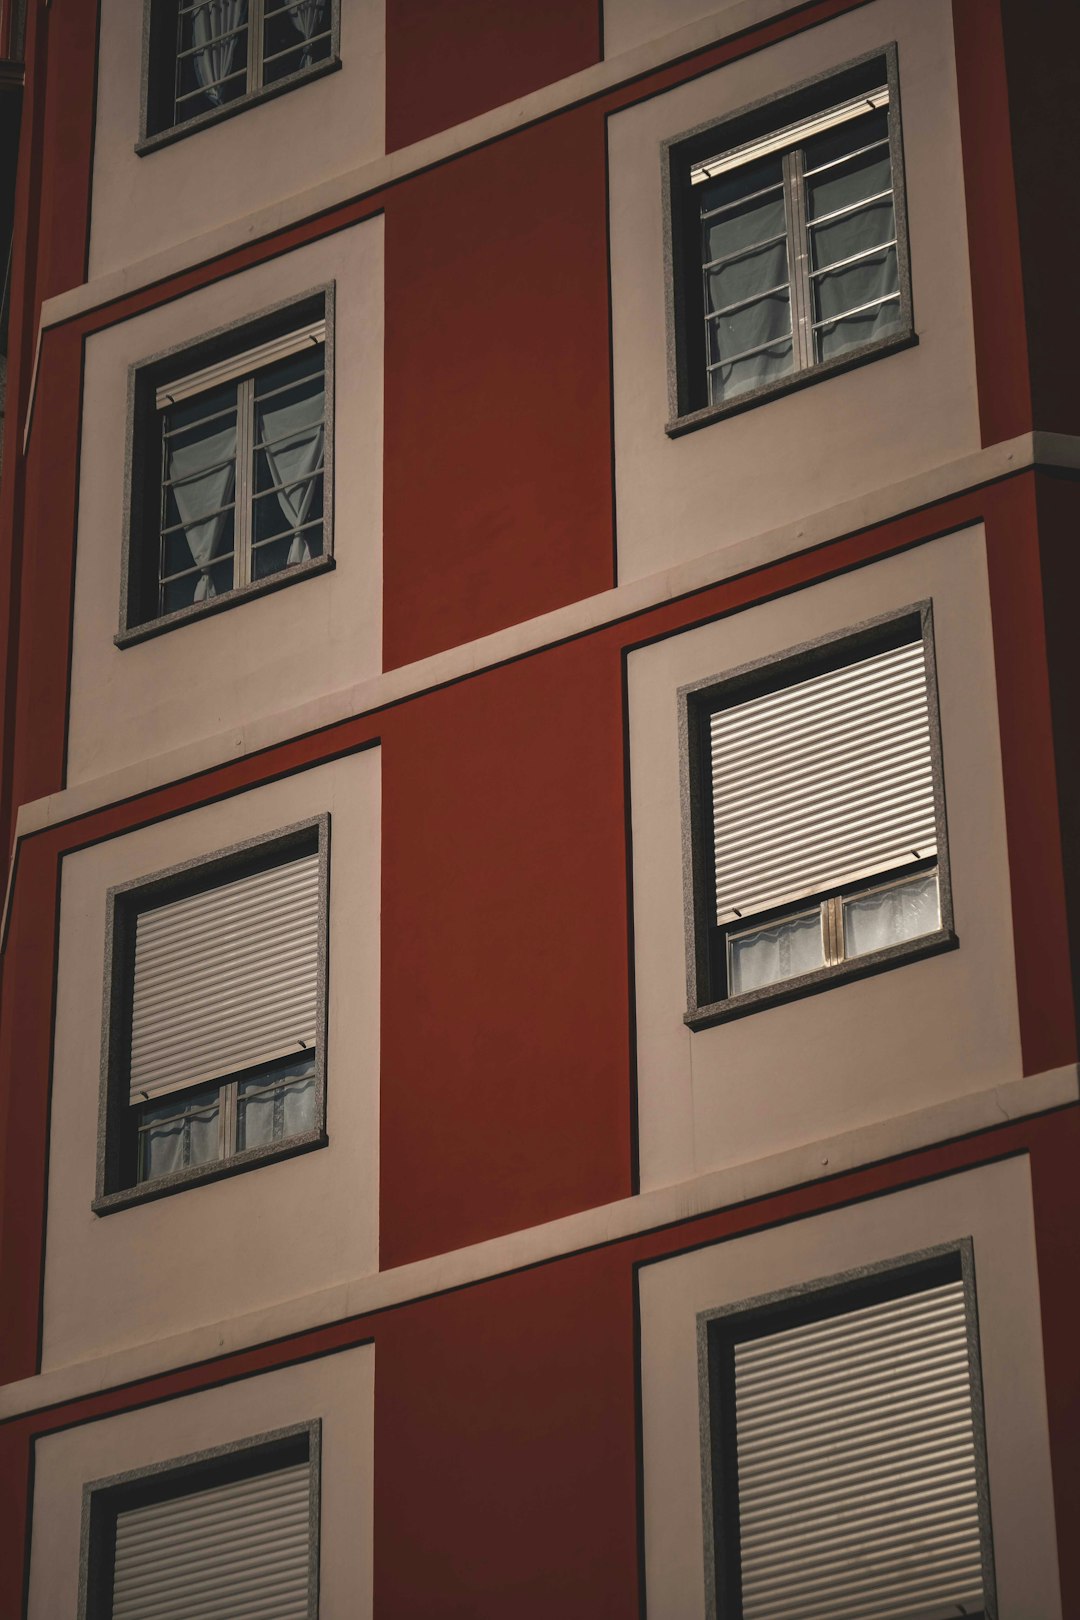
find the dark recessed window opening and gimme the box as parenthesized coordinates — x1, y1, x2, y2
(667, 51, 911, 426)
(98, 823, 326, 1205)
(683, 609, 953, 1023)
(147, 0, 334, 139)
(700, 1253, 996, 1620)
(124, 294, 330, 638)
(83, 1425, 318, 1620)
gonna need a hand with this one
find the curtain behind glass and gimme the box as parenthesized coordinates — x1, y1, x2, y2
(729, 911, 824, 995)
(844, 872, 939, 960)
(254, 356, 325, 568)
(288, 0, 328, 66)
(165, 408, 238, 604)
(191, 0, 248, 106)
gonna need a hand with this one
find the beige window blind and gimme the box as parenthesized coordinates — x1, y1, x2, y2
(128, 851, 320, 1106)
(111, 1459, 312, 1620)
(733, 1278, 987, 1620)
(710, 638, 937, 924)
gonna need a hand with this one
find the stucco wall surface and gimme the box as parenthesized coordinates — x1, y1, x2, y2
(66, 219, 382, 788)
(27, 1346, 375, 1620)
(40, 748, 380, 1370)
(639, 1155, 1062, 1617)
(628, 524, 1021, 1189)
(88, 0, 384, 279)
(608, 0, 980, 583)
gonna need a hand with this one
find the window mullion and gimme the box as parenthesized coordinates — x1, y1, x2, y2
(235, 378, 255, 588)
(221, 1081, 238, 1158)
(785, 147, 813, 371)
(249, 0, 264, 93)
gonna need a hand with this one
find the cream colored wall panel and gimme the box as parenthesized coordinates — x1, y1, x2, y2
(41, 748, 380, 1370)
(27, 1347, 374, 1620)
(639, 1157, 1062, 1617)
(67, 219, 382, 786)
(627, 525, 1021, 1189)
(603, 0, 791, 59)
(88, 0, 383, 279)
(608, 0, 980, 583)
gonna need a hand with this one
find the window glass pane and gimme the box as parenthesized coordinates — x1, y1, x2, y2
(816, 291, 901, 361)
(237, 1055, 316, 1151)
(814, 242, 898, 324)
(804, 108, 891, 217)
(707, 291, 791, 369)
(709, 335, 794, 405)
(843, 870, 940, 959)
(809, 195, 895, 273)
(161, 385, 239, 612)
(252, 347, 326, 578)
(138, 1083, 222, 1183)
(728, 909, 824, 995)
(704, 239, 788, 322)
(176, 0, 250, 120)
(263, 0, 332, 85)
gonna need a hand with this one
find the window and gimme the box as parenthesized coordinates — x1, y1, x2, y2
(681, 607, 953, 1024)
(121, 292, 332, 640)
(666, 49, 912, 429)
(143, 0, 338, 144)
(83, 1423, 319, 1620)
(96, 818, 328, 1208)
(698, 1251, 996, 1620)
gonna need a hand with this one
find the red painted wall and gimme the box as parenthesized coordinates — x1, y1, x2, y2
(373, 1249, 638, 1618)
(380, 632, 632, 1268)
(385, 0, 601, 153)
(382, 103, 614, 669)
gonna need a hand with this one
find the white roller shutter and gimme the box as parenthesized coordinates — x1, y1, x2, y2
(129, 851, 320, 1106)
(156, 321, 326, 408)
(710, 638, 937, 923)
(111, 1460, 312, 1620)
(733, 1279, 987, 1620)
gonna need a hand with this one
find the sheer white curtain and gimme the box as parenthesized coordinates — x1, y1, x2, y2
(256, 388, 324, 564)
(729, 912, 824, 996)
(844, 873, 939, 960)
(192, 0, 247, 105)
(287, 0, 328, 67)
(167, 420, 237, 600)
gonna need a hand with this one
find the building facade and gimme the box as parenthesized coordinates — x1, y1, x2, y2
(0, 1, 1077, 1615)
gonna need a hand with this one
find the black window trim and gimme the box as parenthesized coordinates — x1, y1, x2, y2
(79, 1419, 321, 1620)
(695, 1241, 998, 1620)
(137, 0, 343, 155)
(662, 42, 915, 436)
(93, 813, 330, 1214)
(117, 282, 335, 648)
(679, 601, 956, 1028)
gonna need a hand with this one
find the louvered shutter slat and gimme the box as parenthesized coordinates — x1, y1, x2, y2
(733, 1279, 986, 1620)
(129, 853, 320, 1105)
(111, 1461, 311, 1620)
(710, 640, 937, 921)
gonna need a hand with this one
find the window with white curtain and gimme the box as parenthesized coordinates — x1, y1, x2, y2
(96, 819, 328, 1206)
(122, 293, 331, 638)
(144, 0, 338, 141)
(698, 1251, 997, 1620)
(83, 1423, 319, 1620)
(681, 607, 953, 1022)
(665, 49, 912, 427)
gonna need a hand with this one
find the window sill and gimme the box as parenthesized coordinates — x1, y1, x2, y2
(116, 552, 334, 648)
(136, 56, 342, 156)
(684, 927, 957, 1030)
(92, 1127, 327, 1215)
(665, 327, 918, 439)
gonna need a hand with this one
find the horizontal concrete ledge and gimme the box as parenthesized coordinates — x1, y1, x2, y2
(35, 0, 805, 334)
(14, 431, 1064, 849)
(3, 1061, 1075, 1423)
